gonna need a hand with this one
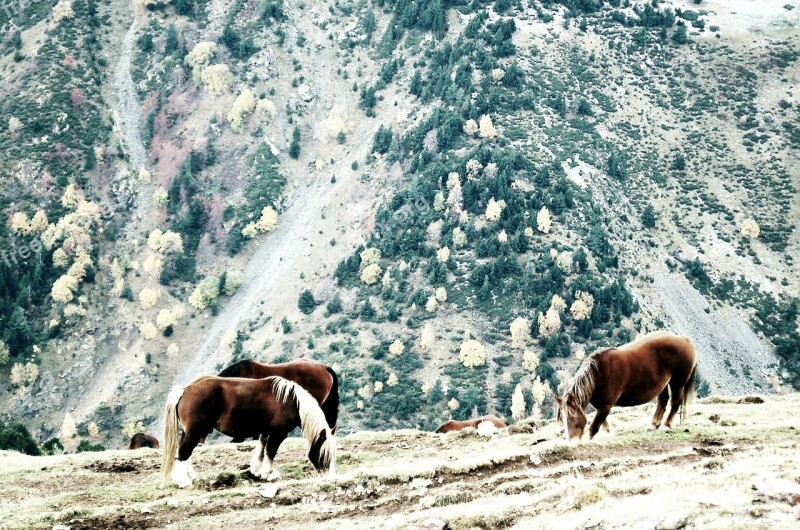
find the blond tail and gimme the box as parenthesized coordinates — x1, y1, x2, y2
(269, 377, 336, 473)
(161, 387, 184, 480)
(680, 364, 697, 425)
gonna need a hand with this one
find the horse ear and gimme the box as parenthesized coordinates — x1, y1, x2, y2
(554, 395, 563, 406)
(565, 392, 576, 405)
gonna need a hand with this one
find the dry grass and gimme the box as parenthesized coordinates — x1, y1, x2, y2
(1, 395, 800, 529)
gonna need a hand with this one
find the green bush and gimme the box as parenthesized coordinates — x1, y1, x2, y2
(298, 290, 317, 315)
(76, 440, 105, 453)
(0, 423, 41, 455)
(289, 127, 301, 159)
(372, 125, 393, 154)
(642, 204, 657, 228)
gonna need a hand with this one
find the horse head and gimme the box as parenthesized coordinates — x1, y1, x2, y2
(555, 392, 587, 442)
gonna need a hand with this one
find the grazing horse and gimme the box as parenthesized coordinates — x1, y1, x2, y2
(218, 359, 339, 433)
(555, 331, 697, 442)
(161, 376, 336, 488)
(128, 433, 159, 450)
(435, 415, 507, 433)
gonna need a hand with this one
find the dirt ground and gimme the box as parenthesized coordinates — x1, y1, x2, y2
(2, 394, 799, 529)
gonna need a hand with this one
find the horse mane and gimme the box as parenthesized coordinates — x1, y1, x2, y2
(266, 376, 335, 469)
(567, 354, 601, 409)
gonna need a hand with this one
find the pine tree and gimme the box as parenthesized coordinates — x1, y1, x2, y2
(478, 275, 491, 300)
(642, 204, 657, 228)
(298, 289, 317, 314)
(289, 127, 301, 159)
(3, 306, 31, 355)
(672, 24, 688, 45)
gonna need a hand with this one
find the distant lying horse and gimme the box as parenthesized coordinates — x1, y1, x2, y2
(435, 415, 507, 433)
(162, 376, 335, 488)
(556, 331, 697, 442)
(218, 359, 339, 433)
(128, 433, 159, 450)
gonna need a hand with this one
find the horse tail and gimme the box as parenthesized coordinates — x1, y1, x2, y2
(161, 386, 184, 480)
(218, 359, 250, 377)
(321, 366, 340, 434)
(269, 377, 336, 473)
(680, 363, 697, 425)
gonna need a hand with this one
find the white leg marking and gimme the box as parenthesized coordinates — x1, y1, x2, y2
(249, 444, 265, 475)
(257, 455, 273, 479)
(171, 460, 193, 488)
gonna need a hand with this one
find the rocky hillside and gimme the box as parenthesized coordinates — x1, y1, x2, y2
(2, 394, 800, 529)
(0, 0, 798, 446)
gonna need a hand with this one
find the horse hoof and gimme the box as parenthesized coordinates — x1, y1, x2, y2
(267, 470, 282, 482)
(177, 479, 192, 489)
(648, 424, 658, 431)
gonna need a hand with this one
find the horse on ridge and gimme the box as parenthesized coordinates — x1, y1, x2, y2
(128, 433, 159, 450)
(218, 359, 339, 433)
(435, 415, 507, 433)
(555, 331, 697, 442)
(161, 375, 335, 488)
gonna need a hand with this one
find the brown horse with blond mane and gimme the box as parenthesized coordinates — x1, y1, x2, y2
(555, 331, 697, 442)
(218, 359, 339, 433)
(161, 375, 335, 488)
(435, 415, 507, 433)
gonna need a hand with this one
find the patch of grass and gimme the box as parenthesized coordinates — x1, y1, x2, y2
(573, 482, 608, 509)
(449, 507, 521, 529)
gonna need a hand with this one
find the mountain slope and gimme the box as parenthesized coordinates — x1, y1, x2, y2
(0, 0, 798, 446)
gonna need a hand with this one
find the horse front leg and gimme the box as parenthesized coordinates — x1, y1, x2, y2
(650, 387, 670, 430)
(259, 431, 288, 481)
(589, 408, 611, 440)
(249, 435, 267, 476)
(174, 429, 202, 488)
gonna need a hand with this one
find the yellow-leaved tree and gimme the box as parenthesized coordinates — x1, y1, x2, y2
(459, 339, 486, 368)
(511, 383, 526, 420)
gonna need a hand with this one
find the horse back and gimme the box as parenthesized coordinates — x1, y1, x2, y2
(595, 332, 696, 406)
(475, 415, 507, 428)
(251, 360, 334, 403)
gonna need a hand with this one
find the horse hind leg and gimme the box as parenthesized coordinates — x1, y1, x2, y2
(650, 387, 670, 430)
(663, 382, 685, 430)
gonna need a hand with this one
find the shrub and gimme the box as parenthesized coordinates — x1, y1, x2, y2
(41, 438, 64, 455)
(372, 125, 393, 154)
(642, 205, 657, 228)
(0, 423, 41, 455)
(326, 295, 343, 315)
(76, 440, 105, 453)
(289, 127, 301, 159)
(298, 290, 317, 314)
